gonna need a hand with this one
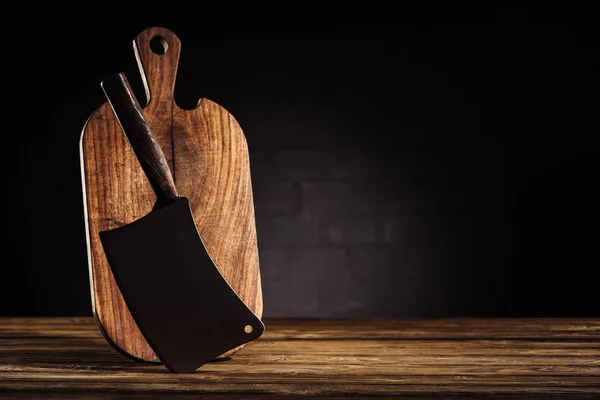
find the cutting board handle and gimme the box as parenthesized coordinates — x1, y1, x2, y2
(134, 27, 181, 107)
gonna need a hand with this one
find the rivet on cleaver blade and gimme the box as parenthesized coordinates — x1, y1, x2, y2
(98, 73, 264, 373)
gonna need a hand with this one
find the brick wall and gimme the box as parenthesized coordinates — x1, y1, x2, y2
(245, 102, 491, 318)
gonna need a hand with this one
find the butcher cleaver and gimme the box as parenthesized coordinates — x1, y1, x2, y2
(98, 73, 264, 373)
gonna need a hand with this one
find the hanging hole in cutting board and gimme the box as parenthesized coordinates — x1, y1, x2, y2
(244, 325, 253, 334)
(150, 35, 168, 55)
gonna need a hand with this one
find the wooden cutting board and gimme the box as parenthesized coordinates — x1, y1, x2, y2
(80, 27, 263, 363)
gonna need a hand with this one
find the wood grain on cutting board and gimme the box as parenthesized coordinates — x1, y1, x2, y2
(80, 27, 263, 362)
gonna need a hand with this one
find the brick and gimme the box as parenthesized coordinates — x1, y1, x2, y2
(329, 149, 381, 180)
(302, 182, 412, 213)
(255, 213, 319, 246)
(319, 215, 376, 244)
(248, 150, 275, 181)
(378, 212, 480, 252)
(379, 215, 434, 246)
(257, 248, 288, 283)
(252, 181, 300, 215)
(343, 245, 451, 316)
(259, 248, 346, 317)
(274, 150, 326, 180)
(325, 145, 478, 187)
(314, 259, 374, 318)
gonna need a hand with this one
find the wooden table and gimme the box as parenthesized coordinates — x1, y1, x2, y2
(0, 318, 598, 399)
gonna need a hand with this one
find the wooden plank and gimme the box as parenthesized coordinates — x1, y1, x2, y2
(2, 318, 599, 339)
(262, 318, 600, 340)
(0, 318, 598, 398)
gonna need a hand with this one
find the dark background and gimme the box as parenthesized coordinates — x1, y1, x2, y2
(3, 4, 599, 317)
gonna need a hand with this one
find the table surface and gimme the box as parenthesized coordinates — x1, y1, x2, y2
(0, 317, 599, 399)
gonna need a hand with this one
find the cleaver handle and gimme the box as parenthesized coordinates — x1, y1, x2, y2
(101, 73, 178, 206)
